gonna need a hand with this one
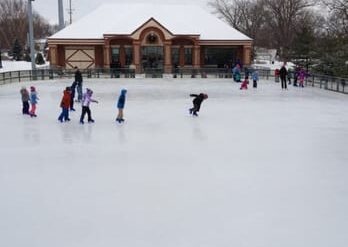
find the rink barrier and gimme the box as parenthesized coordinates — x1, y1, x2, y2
(0, 67, 347, 94)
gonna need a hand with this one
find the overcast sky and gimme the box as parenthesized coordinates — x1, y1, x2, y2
(33, 0, 211, 25)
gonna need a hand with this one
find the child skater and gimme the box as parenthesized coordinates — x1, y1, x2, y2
(189, 93, 208, 117)
(252, 70, 259, 88)
(29, 86, 39, 117)
(20, 86, 30, 115)
(79, 88, 98, 124)
(240, 76, 249, 90)
(116, 89, 127, 123)
(58, 87, 71, 122)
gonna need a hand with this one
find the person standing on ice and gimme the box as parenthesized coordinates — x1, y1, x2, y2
(298, 68, 306, 88)
(252, 70, 259, 88)
(116, 89, 127, 123)
(240, 76, 249, 90)
(79, 88, 98, 124)
(70, 81, 77, 111)
(189, 93, 208, 117)
(29, 86, 39, 117)
(74, 67, 83, 102)
(279, 64, 288, 89)
(58, 87, 71, 122)
(20, 87, 30, 115)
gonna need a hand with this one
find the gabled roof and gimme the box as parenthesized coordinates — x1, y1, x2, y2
(49, 3, 252, 41)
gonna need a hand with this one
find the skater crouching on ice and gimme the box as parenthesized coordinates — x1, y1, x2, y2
(240, 76, 249, 90)
(20, 87, 30, 115)
(29, 86, 39, 117)
(79, 88, 98, 124)
(58, 87, 71, 122)
(189, 93, 208, 116)
(116, 89, 127, 123)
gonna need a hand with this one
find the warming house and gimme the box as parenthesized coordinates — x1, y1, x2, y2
(47, 3, 252, 73)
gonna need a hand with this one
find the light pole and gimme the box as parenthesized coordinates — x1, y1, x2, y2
(28, 0, 36, 71)
(58, 0, 65, 30)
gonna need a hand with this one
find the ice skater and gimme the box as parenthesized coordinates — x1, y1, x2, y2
(29, 86, 39, 117)
(58, 87, 71, 122)
(189, 93, 208, 117)
(116, 89, 127, 123)
(20, 86, 30, 115)
(79, 88, 98, 124)
(240, 76, 249, 90)
(252, 70, 259, 88)
(74, 67, 83, 102)
(279, 64, 288, 89)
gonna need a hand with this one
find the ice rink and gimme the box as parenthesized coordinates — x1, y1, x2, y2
(0, 78, 347, 247)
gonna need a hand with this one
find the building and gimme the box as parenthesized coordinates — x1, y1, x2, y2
(47, 3, 252, 73)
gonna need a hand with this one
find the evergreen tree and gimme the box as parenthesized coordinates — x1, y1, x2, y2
(35, 52, 45, 65)
(12, 38, 22, 61)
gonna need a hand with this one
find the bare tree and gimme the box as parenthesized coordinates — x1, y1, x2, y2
(0, 0, 53, 52)
(263, 0, 316, 59)
(208, 0, 268, 43)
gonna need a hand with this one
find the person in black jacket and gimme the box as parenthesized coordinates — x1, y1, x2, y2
(74, 67, 83, 101)
(189, 93, 208, 116)
(279, 65, 288, 89)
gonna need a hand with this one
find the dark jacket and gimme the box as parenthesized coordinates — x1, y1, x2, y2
(279, 66, 287, 78)
(75, 70, 83, 86)
(190, 93, 206, 108)
(117, 89, 127, 109)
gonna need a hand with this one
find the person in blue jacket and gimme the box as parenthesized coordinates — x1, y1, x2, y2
(252, 70, 259, 88)
(116, 89, 127, 123)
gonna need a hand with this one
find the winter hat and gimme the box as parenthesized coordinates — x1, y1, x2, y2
(121, 88, 127, 94)
(30, 86, 35, 91)
(87, 88, 93, 95)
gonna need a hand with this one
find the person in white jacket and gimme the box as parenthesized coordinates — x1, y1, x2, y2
(79, 88, 98, 124)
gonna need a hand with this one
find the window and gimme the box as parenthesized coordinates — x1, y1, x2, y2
(172, 47, 179, 66)
(125, 47, 133, 65)
(111, 48, 120, 63)
(204, 47, 236, 67)
(184, 47, 192, 65)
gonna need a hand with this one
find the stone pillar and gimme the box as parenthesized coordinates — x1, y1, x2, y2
(193, 45, 201, 68)
(243, 45, 252, 66)
(133, 41, 141, 73)
(49, 45, 58, 66)
(164, 41, 172, 73)
(104, 45, 110, 68)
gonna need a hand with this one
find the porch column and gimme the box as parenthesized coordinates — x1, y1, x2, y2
(104, 45, 110, 68)
(133, 41, 141, 73)
(164, 41, 172, 73)
(243, 45, 252, 66)
(49, 45, 58, 67)
(193, 45, 201, 68)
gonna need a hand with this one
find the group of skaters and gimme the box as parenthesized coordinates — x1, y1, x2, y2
(231, 61, 308, 91)
(19, 63, 309, 121)
(275, 64, 308, 89)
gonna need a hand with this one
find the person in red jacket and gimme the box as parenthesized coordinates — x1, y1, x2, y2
(58, 87, 71, 122)
(240, 76, 249, 90)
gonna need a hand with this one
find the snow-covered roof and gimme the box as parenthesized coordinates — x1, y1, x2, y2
(50, 3, 252, 41)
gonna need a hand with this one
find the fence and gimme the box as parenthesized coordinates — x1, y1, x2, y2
(0, 67, 347, 94)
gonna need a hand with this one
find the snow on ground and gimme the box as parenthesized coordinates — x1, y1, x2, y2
(253, 60, 296, 71)
(0, 78, 347, 247)
(0, 60, 49, 73)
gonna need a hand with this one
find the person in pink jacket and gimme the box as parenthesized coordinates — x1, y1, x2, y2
(298, 68, 306, 88)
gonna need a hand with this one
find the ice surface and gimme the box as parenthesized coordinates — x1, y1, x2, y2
(0, 78, 347, 247)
